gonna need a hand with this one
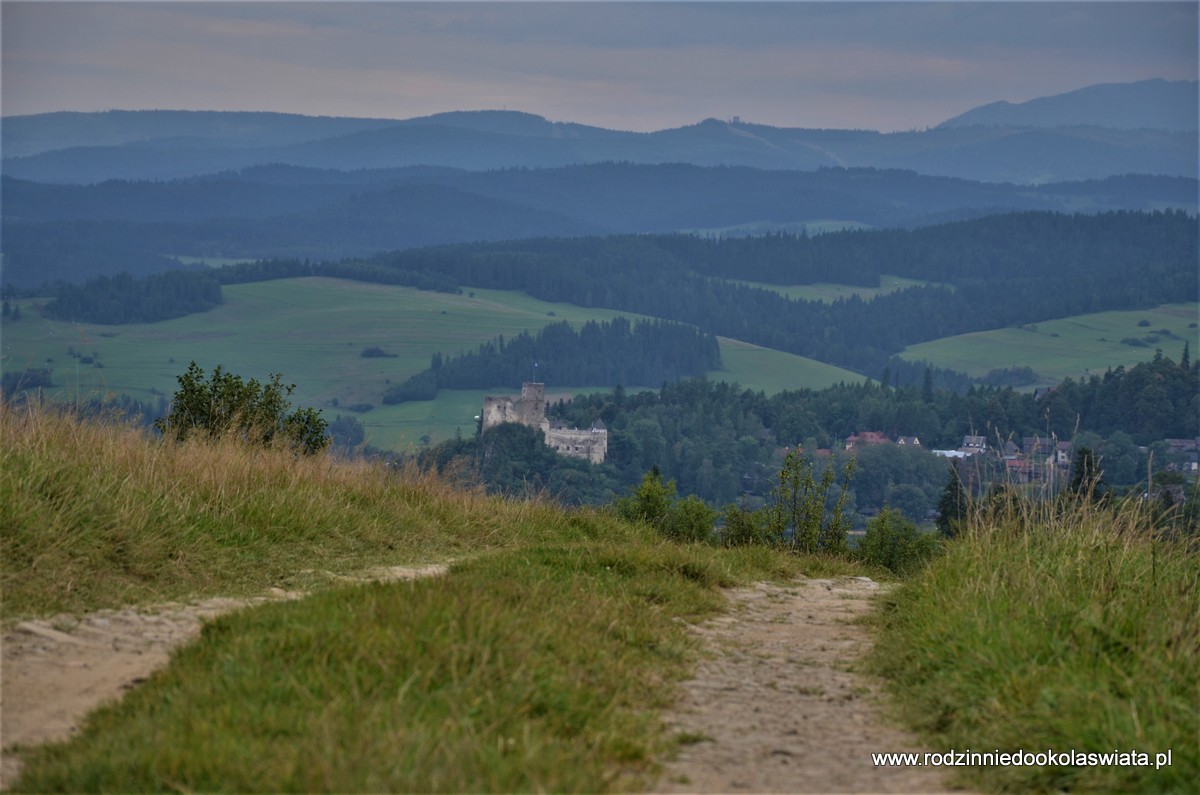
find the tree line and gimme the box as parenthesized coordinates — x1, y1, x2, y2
(382, 318, 721, 403)
(43, 270, 223, 324)
(30, 212, 1194, 389)
(419, 349, 1198, 515)
(357, 210, 1196, 379)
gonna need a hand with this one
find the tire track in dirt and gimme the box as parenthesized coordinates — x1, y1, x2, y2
(654, 576, 970, 794)
(0, 564, 447, 789)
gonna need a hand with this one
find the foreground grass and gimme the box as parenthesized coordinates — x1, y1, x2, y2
(0, 401, 644, 620)
(869, 497, 1199, 793)
(4, 403, 868, 791)
(12, 543, 814, 792)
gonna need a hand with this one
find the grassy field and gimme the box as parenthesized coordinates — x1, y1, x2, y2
(684, 219, 873, 238)
(3, 403, 858, 792)
(1, 277, 861, 450)
(870, 495, 1199, 794)
(728, 273, 946, 303)
(899, 302, 1199, 388)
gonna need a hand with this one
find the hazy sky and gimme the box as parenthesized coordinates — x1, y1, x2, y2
(3, 2, 1196, 132)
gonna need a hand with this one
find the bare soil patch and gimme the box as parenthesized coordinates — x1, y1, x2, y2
(0, 564, 447, 789)
(655, 576, 970, 794)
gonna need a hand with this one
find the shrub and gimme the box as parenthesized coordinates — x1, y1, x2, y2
(767, 449, 855, 555)
(666, 495, 716, 543)
(616, 468, 714, 543)
(856, 508, 940, 575)
(154, 361, 328, 455)
(615, 468, 675, 532)
(719, 503, 777, 547)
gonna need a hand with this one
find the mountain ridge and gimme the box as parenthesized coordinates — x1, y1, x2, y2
(4, 80, 1196, 184)
(938, 78, 1198, 131)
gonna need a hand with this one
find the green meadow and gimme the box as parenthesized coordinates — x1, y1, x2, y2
(1, 277, 860, 451)
(684, 219, 872, 238)
(899, 302, 1199, 388)
(729, 273, 945, 303)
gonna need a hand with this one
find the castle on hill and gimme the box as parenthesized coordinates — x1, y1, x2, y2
(481, 382, 608, 464)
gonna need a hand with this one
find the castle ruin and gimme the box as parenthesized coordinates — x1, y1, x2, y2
(481, 382, 608, 464)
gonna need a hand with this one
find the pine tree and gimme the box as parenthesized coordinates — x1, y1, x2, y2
(935, 467, 968, 539)
(1068, 447, 1104, 498)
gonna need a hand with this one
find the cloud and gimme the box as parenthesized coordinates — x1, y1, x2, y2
(3, 2, 1195, 131)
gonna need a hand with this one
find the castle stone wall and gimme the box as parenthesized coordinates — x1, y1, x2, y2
(481, 382, 606, 463)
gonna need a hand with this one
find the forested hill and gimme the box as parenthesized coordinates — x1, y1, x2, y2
(382, 318, 721, 404)
(423, 351, 1200, 510)
(349, 210, 1196, 378)
(5, 166, 1195, 289)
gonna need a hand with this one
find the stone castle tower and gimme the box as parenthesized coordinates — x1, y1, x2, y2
(481, 382, 607, 464)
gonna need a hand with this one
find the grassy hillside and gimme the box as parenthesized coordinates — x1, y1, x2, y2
(871, 495, 1199, 793)
(1, 277, 862, 450)
(898, 302, 1198, 388)
(2, 402, 854, 792)
(729, 273, 946, 303)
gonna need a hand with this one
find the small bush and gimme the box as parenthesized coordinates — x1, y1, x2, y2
(155, 361, 328, 455)
(720, 503, 777, 547)
(666, 495, 716, 543)
(856, 508, 940, 576)
(615, 468, 676, 533)
(616, 469, 715, 543)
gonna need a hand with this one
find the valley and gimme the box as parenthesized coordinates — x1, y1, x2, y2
(3, 11, 1197, 792)
(0, 278, 862, 450)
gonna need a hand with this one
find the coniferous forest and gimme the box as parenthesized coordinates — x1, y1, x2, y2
(382, 318, 720, 403)
(6, 204, 1197, 517)
(417, 350, 1198, 515)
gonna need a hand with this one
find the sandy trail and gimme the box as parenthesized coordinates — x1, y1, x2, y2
(655, 576, 968, 794)
(0, 564, 447, 789)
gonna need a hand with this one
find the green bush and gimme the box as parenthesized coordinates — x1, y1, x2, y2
(856, 508, 940, 575)
(155, 361, 328, 455)
(615, 468, 676, 532)
(767, 450, 854, 555)
(616, 469, 714, 543)
(719, 503, 777, 547)
(666, 495, 716, 543)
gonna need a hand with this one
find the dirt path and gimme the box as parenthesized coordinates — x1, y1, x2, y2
(5, 570, 965, 793)
(0, 564, 447, 789)
(654, 576, 968, 794)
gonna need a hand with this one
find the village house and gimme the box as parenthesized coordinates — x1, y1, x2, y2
(1165, 438, 1200, 472)
(845, 431, 889, 450)
(960, 435, 987, 454)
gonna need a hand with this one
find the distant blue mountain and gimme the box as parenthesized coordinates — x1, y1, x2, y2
(3, 80, 1197, 185)
(938, 79, 1198, 131)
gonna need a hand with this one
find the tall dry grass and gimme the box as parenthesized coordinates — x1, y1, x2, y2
(1, 401, 635, 619)
(870, 489, 1199, 793)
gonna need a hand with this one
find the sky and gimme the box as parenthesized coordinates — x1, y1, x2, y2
(2, 2, 1197, 132)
